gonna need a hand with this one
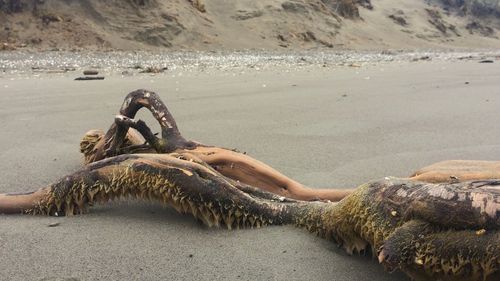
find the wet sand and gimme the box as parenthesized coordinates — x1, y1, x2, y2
(1, 58, 500, 280)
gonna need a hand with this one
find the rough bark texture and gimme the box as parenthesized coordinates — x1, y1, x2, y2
(0, 89, 498, 281)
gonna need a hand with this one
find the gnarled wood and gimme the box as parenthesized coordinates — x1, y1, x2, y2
(82, 89, 352, 202)
(1, 162, 497, 281)
(1, 89, 498, 281)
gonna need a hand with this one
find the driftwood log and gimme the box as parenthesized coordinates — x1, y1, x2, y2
(0, 90, 498, 281)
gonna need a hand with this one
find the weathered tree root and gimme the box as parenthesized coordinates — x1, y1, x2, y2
(0, 154, 305, 227)
(0, 89, 498, 281)
(81, 89, 352, 202)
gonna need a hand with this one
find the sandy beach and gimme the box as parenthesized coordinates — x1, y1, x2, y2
(1, 55, 500, 280)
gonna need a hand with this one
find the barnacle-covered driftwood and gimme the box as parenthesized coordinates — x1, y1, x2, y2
(0, 90, 498, 281)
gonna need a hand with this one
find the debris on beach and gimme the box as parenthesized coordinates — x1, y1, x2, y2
(83, 70, 99, 75)
(74, 76, 105, 81)
(1, 43, 17, 51)
(411, 56, 431, 62)
(31, 67, 76, 73)
(75, 69, 104, 80)
(139, 66, 169, 74)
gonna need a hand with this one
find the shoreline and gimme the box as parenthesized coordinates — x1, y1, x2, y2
(1, 49, 499, 76)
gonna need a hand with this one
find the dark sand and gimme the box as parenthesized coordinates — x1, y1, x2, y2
(1, 60, 500, 280)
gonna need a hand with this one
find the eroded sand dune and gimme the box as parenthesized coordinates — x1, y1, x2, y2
(1, 0, 500, 50)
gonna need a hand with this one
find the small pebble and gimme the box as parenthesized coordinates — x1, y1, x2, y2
(83, 70, 99, 75)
